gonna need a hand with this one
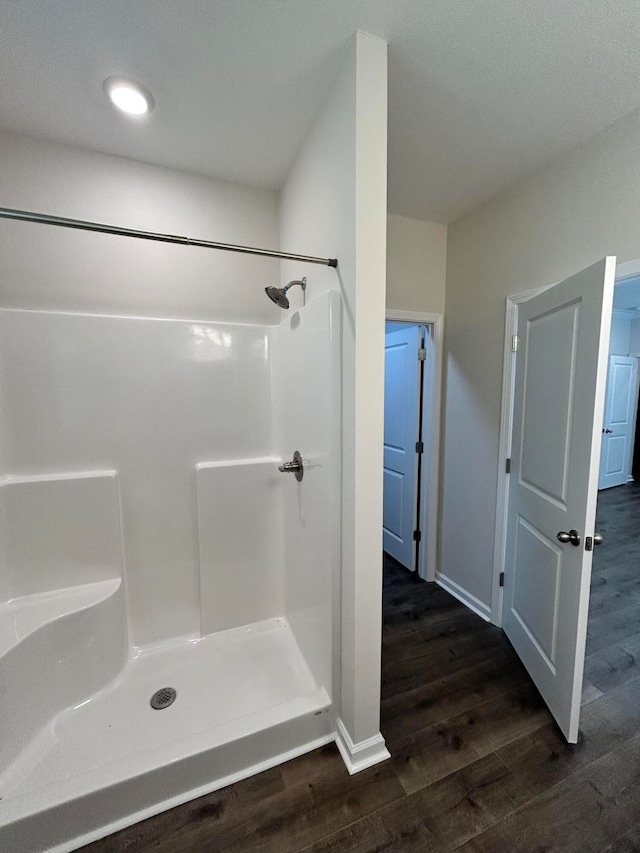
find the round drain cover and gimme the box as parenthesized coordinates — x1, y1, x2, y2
(150, 687, 177, 710)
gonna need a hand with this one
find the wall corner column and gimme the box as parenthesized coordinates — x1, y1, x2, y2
(338, 30, 389, 765)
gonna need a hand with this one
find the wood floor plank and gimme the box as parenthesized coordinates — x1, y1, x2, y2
(381, 656, 530, 743)
(378, 752, 530, 852)
(390, 722, 483, 796)
(125, 762, 403, 853)
(298, 813, 395, 852)
(580, 734, 640, 838)
(382, 608, 497, 659)
(495, 673, 640, 803)
(581, 678, 604, 705)
(600, 824, 640, 852)
(381, 631, 516, 700)
(587, 582, 640, 619)
(390, 682, 550, 794)
(584, 631, 640, 693)
(452, 774, 611, 853)
(278, 743, 347, 789)
(585, 604, 640, 655)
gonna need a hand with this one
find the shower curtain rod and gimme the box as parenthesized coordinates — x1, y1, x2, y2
(0, 206, 338, 268)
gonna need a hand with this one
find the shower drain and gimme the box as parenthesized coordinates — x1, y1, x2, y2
(150, 687, 177, 710)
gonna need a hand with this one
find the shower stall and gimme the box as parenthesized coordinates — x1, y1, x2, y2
(0, 212, 342, 852)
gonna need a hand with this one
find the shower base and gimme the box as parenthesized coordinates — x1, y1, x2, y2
(0, 617, 333, 853)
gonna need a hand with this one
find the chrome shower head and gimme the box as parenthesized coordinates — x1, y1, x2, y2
(265, 286, 290, 308)
(265, 277, 306, 309)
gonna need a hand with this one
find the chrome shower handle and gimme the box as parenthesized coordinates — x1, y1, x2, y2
(278, 451, 303, 481)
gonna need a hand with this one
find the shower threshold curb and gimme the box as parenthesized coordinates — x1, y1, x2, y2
(0, 692, 333, 853)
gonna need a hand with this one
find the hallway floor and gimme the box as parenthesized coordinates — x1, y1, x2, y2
(82, 485, 640, 852)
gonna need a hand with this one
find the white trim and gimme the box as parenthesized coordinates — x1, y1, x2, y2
(435, 571, 491, 621)
(335, 718, 390, 775)
(385, 310, 444, 581)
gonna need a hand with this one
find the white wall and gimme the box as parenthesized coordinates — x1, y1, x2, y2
(609, 313, 632, 355)
(443, 106, 640, 614)
(279, 32, 388, 747)
(386, 213, 447, 315)
(0, 130, 280, 324)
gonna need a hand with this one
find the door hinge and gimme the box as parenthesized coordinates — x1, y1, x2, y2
(511, 335, 519, 352)
(415, 441, 424, 453)
(418, 347, 427, 361)
(506, 458, 511, 474)
(499, 572, 505, 587)
(413, 530, 422, 542)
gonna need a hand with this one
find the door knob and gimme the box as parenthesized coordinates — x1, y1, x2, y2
(278, 450, 303, 482)
(603, 428, 613, 434)
(593, 533, 604, 546)
(557, 529, 581, 546)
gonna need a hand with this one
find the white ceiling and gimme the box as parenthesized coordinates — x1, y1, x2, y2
(2, 1, 640, 223)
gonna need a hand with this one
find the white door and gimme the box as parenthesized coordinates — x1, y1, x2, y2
(504, 257, 616, 743)
(383, 325, 421, 570)
(598, 355, 638, 489)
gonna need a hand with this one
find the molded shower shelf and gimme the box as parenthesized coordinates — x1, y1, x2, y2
(0, 616, 333, 853)
(0, 579, 121, 657)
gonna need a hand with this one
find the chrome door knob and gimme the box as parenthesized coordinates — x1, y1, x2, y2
(278, 450, 303, 482)
(593, 533, 604, 546)
(557, 529, 581, 546)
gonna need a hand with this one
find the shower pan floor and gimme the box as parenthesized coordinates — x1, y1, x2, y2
(1, 616, 330, 824)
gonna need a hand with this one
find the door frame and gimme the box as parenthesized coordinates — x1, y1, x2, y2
(385, 310, 444, 582)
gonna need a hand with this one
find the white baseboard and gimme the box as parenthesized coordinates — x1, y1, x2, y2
(436, 572, 491, 622)
(335, 718, 390, 775)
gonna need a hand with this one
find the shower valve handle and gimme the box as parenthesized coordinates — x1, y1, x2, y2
(278, 451, 303, 482)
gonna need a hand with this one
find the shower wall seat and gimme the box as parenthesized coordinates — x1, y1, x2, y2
(0, 472, 128, 772)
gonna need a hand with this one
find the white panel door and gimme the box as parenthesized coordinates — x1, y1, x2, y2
(383, 325, 421, 569)
(598, 355, 638, 490)
(504, 257, 616, 743)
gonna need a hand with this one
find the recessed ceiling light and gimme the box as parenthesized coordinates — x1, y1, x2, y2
(103, 77, 154, 116)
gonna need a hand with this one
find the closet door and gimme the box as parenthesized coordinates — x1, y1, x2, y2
(598, 355, 638, 489)
(383, 326, 421, 570)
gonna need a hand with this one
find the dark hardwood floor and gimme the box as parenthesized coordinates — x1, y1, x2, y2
(81, 484, 640, 852)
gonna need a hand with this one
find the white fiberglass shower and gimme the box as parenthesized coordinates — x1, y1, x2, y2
(0, 214, 341, 852)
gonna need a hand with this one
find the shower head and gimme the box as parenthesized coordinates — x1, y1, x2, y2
(265, 286, 290, 308)
(265, 277, 306, 309)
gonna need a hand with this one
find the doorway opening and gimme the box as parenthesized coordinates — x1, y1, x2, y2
(586, 266, 640, 710)
(599, 270, 640, 490)
(382, 311, 443, 582)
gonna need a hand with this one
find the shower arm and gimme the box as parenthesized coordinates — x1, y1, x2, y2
(0, 207, 339, 268)
(285, 278, 306, 305)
